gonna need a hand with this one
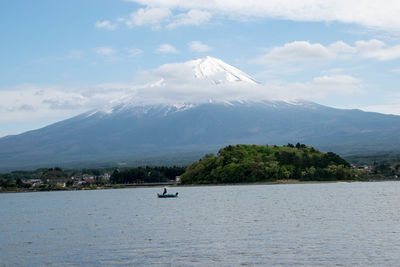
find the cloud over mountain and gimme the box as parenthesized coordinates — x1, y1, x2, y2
(0, 57, 367, 136)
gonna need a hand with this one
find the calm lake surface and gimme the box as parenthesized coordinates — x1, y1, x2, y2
(1, 182, 400, 266)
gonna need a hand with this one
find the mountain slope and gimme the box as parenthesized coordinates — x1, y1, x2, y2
(1, 56, 400, 171)
(1, 101, 400, 171)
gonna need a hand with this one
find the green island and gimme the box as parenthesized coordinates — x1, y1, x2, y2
(180, 143, 358, 184)
(1, 143, 400, 192)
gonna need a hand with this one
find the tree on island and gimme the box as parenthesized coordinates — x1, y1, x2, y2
(180, 144, 358, 184)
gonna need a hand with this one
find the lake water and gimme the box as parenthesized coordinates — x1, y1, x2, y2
(1, 182, 400, 266)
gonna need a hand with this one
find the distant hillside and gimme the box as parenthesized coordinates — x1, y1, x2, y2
(180, 144, 358, 184)
(344, 153, 400, 166)
(1, 101, 400, 172)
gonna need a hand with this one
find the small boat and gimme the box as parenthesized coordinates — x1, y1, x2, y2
(157, 192, 179, 198)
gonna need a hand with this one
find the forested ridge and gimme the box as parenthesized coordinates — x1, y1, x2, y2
(180, 143, 358, 184)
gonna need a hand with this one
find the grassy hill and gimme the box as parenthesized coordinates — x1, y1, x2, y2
(180, 143, 359, 184)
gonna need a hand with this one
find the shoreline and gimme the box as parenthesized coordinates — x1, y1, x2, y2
(176, 179, 358, 187)
(2, 178, 400, 193)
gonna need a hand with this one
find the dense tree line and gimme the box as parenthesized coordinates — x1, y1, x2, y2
(0, 170, 39, 181)
(110, 166, 186, 184)
(371, 161, 400, 178)
(180, 143, 358, 184)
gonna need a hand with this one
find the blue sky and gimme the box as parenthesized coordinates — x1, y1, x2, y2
(1, 0, 400, 136)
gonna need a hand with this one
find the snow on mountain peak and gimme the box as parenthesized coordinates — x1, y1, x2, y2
(87, 56, 270, 117)
(185, 56, 258, 85)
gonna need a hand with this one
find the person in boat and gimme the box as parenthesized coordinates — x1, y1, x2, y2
(162, 187, 167, 195)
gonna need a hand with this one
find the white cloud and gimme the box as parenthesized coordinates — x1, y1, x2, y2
(94, 46, 115, 56)
(156, 44, 178, 54)
(1, 60, 362, 120)
(188, 41, 212, 52)
(257, 39, 400, 64)
(300, 75, 362, 96)
(355, 39, 400, 60)
(126, 47, 143, 57)
(0, 83, 139, 125)
(112, 7, 211, 29)
(257, 41, 335, 63)
(360, 92, 400, 115)
(0, 85, 87, 125)
(95, 20, 118, 30)
(125, 61, 363, 105)
(362, 104, 400, 116)
(125, 0, 400, 32)
(167, 9, 212, 28)
(254, 75, 363, 101)
(124, 7, 171, 29)
(328, 41, 357, 54)
(355, 39, 385, 52)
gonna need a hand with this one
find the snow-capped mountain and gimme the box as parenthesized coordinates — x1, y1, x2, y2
(98, 56, 263, 112)
(92, 57, 267, 113)
(0, 57, 400, 171)
(185, 56, 258, 85)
